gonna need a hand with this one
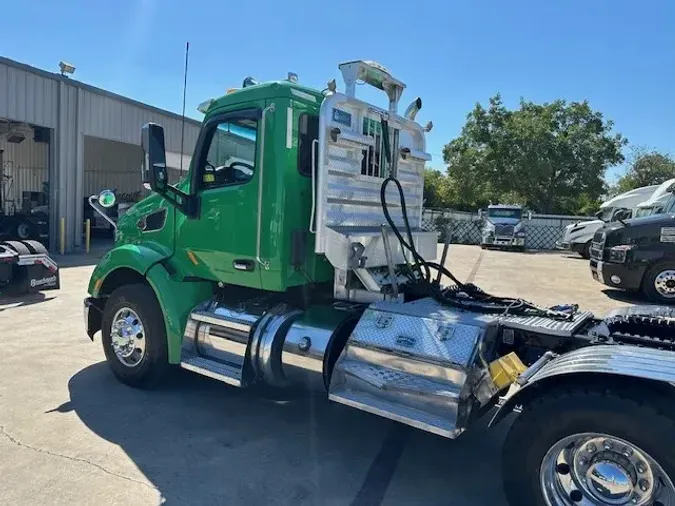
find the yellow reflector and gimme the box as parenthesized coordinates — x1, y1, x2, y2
(489, 352, 527, 390)
(94, 278, 103, 292)
(187, 250, 199, 266)
(226, 88, 238, 94)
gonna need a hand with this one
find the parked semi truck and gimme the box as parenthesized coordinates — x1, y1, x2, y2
(590, 183, 675, 303)
(479, 204, 530, 251)
(84, 60, 675, 506)
(557, 184, 662, 259)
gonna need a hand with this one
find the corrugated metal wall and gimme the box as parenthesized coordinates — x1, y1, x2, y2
(0, 56, 202, 252)
(0, 61, 58, 128)
(0, 126, 48, 213)
(83, 136, 143, 197)
(79, 90, 200, 153)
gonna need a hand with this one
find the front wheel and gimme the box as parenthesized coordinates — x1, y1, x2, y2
(101, 283, 170, 388)
(502, 386, 675, 506)
(642, 262, 675, 304)
(581, 241, 591, 260)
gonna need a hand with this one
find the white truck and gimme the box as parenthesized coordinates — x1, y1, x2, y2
(557, 184, 661, 259)
(633, 178, 675, 218)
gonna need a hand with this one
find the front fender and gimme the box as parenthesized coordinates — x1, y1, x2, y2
(144, 263, 212, 364)
(88, 243, 171, 296)
(490, 345, 675, 427)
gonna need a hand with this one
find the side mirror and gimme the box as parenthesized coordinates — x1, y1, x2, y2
(142, 123, 168, 193)
(88, 189, 118, 229)
(98, 189, 117, 208)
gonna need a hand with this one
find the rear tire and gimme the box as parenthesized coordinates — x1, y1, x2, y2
(101, 283, 170, 388)
(641, 261, 675, 304)
(502, 386, 675, 506)
(21, 240, 48, 255)
(13, 218, 33, 240)
(1, 240, 31, 255)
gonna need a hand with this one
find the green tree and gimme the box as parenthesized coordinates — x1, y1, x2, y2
(442, 94, 627, 214)
(612, 146, 675, 195)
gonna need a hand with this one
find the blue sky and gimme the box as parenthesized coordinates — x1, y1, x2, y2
(4, 0, 674, 181)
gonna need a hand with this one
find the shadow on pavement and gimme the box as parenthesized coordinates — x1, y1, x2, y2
(58, 362, 509, 506)
(0, 292, 54, 311)
(602, 288, 648, 304)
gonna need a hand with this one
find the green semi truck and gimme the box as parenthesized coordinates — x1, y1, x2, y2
(84, 60, 675, 506)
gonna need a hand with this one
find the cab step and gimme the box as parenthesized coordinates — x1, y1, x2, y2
(180, 355, 243, 387)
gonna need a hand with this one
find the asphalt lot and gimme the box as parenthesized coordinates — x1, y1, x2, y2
(0, 246, 644, 506)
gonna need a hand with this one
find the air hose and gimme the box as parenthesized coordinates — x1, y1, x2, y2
(378, 117, 573, 319)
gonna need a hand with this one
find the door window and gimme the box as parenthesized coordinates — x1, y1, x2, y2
(198, 117, 258, 190)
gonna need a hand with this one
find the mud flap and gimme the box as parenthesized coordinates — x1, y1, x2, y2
(0, 241, 60, 296)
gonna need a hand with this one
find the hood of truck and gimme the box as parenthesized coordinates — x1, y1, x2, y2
(562, 219, 603, 242)
(602, 213, 675, 247)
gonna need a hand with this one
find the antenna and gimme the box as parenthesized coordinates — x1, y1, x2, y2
(179, 41, 190, 174)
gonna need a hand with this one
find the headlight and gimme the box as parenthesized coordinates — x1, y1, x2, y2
(608, 245, 635, 263)
(516, 231, 526, 237)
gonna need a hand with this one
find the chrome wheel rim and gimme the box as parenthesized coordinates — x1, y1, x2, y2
(540, 433, 675, 505)
(110, 307, 146, 367)
(654, 270, 675, 298)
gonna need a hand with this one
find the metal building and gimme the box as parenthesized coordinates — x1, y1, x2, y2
(0, 55, 201, 252)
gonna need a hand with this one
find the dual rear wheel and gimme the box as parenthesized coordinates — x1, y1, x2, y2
(98, 285, 675, 505)
(503, 387, 675, 505)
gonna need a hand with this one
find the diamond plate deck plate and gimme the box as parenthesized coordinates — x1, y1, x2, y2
(339, 360, 461, 398)
(350, 307, 481, 367)
(500, 311, 593, 337)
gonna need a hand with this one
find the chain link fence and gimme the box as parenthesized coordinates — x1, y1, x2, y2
(421, 208, 593, 250)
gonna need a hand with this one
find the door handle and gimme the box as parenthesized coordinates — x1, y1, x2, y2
(233, 259, 255, 272)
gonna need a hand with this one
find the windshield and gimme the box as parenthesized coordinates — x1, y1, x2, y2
(596, 208, 615, 221)
(667, 194, 675, 213)
(487, 208, 522, 219)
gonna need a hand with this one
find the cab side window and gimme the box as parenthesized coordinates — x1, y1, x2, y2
(199, 117, 258, 190)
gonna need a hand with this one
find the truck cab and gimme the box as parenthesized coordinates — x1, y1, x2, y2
(82, 61, 675, 506)
(557, 184, 661, 259)
(480, 204, 528, 251)
(590, 184, 675, 303)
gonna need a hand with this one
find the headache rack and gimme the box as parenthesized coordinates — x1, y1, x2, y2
(313, 61, 436, 303)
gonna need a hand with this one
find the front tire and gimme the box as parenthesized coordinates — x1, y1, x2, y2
(642, 261, 675, 304)
(581, 241, 591, 260)
(503, 386, 675, 506)
(101, 283, 170, 388)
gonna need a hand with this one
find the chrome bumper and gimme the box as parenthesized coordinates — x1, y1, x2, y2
(555, 241, 571, 250)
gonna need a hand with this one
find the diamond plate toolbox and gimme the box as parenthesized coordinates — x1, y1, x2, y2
(349, 304, 482, 368)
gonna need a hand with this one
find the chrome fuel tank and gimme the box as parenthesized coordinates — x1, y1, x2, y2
(181, 297, 358, 390)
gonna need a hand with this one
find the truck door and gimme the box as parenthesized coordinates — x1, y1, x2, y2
(174, 105, 265, 288)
